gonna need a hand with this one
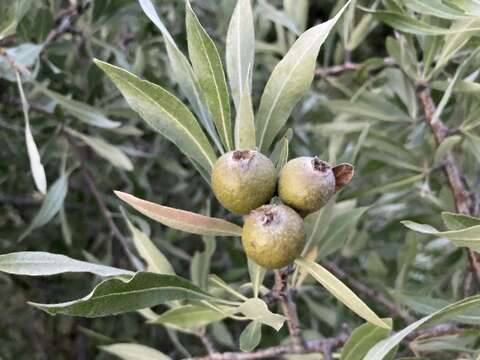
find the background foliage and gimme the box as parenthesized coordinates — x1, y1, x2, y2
(1, 0, 480, 359)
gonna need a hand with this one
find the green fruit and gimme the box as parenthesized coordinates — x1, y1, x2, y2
(211, 150, 276, 215)
(278, 157, 335, 215)
(242, 204, 305, 269)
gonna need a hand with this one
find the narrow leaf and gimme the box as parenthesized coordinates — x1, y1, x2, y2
(295, 258, 391, 329)
(226, 0, 254, 110)
(237, 298, 285, 330)
(152, 304, 228, 329)
(19, 174, 69, 241)
(115, 191, 242, 237)
(256, 1, 352, 151)
(186, 1, 233, 151)
(433, 135, 462, 165)
(234, 80, 256, 149)
(248, 259, 266, 298)
(16, 72, 46, 194)
(341, 320, 392, 360)
(0, 251, 132, 277)
(29, 272, 216, 317)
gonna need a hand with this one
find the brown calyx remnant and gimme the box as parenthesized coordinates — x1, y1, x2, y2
(312, 157, 329, 172)
(260, 206, 276, 225)
(233, 150, 254, 161)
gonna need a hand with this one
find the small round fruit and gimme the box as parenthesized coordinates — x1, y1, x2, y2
(278, 157, 335, 215)
(242, 204, 305, 269)
(211, 150, 276, 215)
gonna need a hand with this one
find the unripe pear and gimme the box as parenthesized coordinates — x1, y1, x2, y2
(278, 157, 335, 215)
(211, 150, 276, 215)
(242, 204, 305, 269)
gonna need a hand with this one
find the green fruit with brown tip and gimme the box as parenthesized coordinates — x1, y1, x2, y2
(278, 157, 335, 215)
(211, 150, 276, 215)
(242, 204, 305, 269)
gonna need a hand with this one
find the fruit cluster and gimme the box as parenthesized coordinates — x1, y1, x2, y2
(212, 150, 354, 269)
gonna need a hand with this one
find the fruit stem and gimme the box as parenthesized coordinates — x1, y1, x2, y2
(274, 268, 305, 352)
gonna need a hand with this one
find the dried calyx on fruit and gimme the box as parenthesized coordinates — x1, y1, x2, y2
(211, 150, 276, 215)
(242, 204, 305, 269)
(278, 157, 354, 215)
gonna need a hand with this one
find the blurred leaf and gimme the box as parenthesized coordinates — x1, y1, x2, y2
(186, 1, 233, 151)
(0, 43, 42, 81)
(101, 343, 171, 360)
(115, 191, 242, 237)
(373, 10, 480, 35)
(67, 128, 133, 171)
(433, 135, 462, 165)
(0, 0, 32, 40)
(365, 295, 480, 359)
(258, 0, 300, 35)
(295, 258, 391, 329)
(95, 60, 216, 173)
(39, 86, 121, 129)
(341, 320, 392, 360)
(256, 1, 352, 151)
(402, 0, 469, 20)
(29, 272, 217, 317)
(0, 252, 132, 277)
(226, 0, 254, 110)
(402, 220, 480, 252)
(16, 71, 46, 194)
(19, 174, 69, 241)
(122, 211, 174, 275)
(239, 320, 262, 352)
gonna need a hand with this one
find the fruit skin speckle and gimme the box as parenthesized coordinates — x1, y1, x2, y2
(278, 156, 335, 216)
(242, 204, 305, 269)
(211, 150, 276, 215)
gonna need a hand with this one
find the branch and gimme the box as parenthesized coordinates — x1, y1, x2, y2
(64, 131, 142, 270)
(43, 0, 91, 48)
(418, 88, 480, 287)
(188, 333, 348, 360)
(274, 268, 305, 352)
(196, 328, 217, 355)
(323, 261, 416, 324)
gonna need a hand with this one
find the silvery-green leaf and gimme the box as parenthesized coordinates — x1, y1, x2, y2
(403, 0, 469, 20)
(284, 0, 309, 32)
(115, 191, 242, 237)
(101, 343, 171, 360)
(152, 304, 228, 329)
(38, 86, 120, 129)
(186, 1, 233, 151)
(239, 320, 262, 352)
(226, 0, 254, 110)
(0, 0, 32, 40)
(122, 211, 174, 275)
(234, 81, 255, 149)
(442, 212, 480, 230)
(341, 320, 392, 360)
(19, 174, 69, 241)
(191, 232, 216, 290)
(16, 72, 46, 194)
(94, 60, 217, 173)
(295, 258, 391, 330)
(402, 220, 480, 251)
(29, 272, 216, 317)
(365, 295, 480, 359)
(237, 298, 285, 330)
(255, 0, 351, 151)
(138, 0, 223, 152)
(67, 128, 133, 171)
(0, 251, 132, 277)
